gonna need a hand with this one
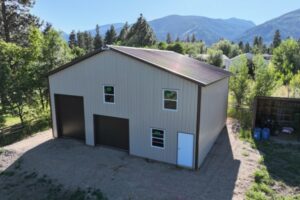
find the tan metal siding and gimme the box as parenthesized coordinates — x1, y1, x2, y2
(197, 77, 229, 167)
(49, 50, 198, 166)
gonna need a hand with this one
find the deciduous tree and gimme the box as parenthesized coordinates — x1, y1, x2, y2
(229, 55, 249, 108)
(290, 71, 300, 97)
(272, 39, 300, 96)
(251, 55, 276, 99)
(207, 49, 223, 67)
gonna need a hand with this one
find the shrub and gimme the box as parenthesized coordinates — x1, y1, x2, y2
(240, 128, 251, 140)
(254, 168, 273, 185)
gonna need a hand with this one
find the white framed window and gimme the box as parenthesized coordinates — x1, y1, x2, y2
(163, 89, 178, 111)
(151, 128, 165, 149)
(103, 85, 115, 104)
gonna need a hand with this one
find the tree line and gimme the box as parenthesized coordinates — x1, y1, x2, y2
(0, 0, 74, 126)
(67, 14, 156, 54)
(1, 0, 300, 128)
(229, 37, 300, 111)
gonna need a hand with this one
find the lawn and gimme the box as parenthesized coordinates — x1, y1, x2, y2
(3, 115, 21, 127)
(246, 141, 300, 200)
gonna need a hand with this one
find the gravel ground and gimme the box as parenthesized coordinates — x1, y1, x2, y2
(0, 120, 260, 200)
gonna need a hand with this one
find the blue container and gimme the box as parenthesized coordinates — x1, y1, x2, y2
(253, 128, 262, 141)
(262, 128, 270, 140)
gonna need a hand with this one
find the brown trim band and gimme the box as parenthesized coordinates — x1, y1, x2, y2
(47, 77, 55, 138)
(195, 85, 201, 170)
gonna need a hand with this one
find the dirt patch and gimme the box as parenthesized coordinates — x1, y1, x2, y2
(0, 123, 261, 200)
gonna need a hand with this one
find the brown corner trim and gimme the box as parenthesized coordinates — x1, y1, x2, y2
(47, 77, 55, 138)
(195, 85, 201, 170)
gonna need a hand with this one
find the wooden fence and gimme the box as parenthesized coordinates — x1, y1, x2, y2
(0, 117, 50, 146)
(252, 96, 300, 129)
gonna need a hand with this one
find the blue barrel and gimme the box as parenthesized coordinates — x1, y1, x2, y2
(253, 128, 261, 141)
(262, 128, 270, 140)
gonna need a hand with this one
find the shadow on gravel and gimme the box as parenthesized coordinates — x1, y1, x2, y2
(0, 127, 240, 200)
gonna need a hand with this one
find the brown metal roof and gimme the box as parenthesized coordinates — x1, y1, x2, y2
(48, 45, 230, 86)
(109, 46, 230, 86)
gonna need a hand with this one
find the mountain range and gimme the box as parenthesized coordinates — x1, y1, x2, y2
(62, 8, 300, 45)
(236, 8, 300, 44)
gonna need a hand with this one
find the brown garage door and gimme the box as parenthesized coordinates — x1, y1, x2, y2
(54, 94, 85, 140)
(94, 115, 129, 151)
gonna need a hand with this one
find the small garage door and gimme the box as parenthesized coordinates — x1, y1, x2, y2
(54, 94, 85, 140)
(94, 115, 129, 151)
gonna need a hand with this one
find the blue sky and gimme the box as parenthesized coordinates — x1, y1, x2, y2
(31, 0, 300, 33)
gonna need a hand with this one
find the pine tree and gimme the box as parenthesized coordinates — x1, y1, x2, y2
(258, 37, 263, 47)
(83, 31, 94, 52)
(125, 14, 156, 47)
(175, 36, 180, 42)
(166, 33, 172, 44)
(191, 34, 196, 43)
(94, 24, 103, 50)
(43, 22, 52, 35)
(0, 0, 40, 44)
(253, 36, 259, 47)
(104, 25, 117, 45)
(77, 31, 85, 49)
(118, 22, 129, 42)
(273, 29, 281, 48)
(186, 35, 190, 43)
(253, 36, 264, 54)
(238, 41, 244, 51)
(68, 30, 77, 49)
(244, 42, 251, 53)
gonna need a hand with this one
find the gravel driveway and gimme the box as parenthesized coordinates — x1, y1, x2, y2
(0, 120, 260, 200)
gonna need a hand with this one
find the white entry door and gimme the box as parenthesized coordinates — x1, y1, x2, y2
(177, 132, 194, 168)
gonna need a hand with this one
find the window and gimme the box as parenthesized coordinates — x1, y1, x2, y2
(163, 89, 177, 110)
(104, 85, 114, 103)
(151, 128, 165, 148)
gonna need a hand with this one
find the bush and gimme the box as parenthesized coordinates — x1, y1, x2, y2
(254, 168, 273, 185)
(167, 43, 184, 54)
(240, 128, 251, 140)
(246, 188, 268, 200)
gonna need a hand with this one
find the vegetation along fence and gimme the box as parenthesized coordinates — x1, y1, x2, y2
(0, 117, 50, 147)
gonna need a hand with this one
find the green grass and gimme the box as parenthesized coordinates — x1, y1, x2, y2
(245, 141, 300, 200)
(3, 115, 21, 127)
(0, 116, 50, 147)
(257, 142, 300, 187)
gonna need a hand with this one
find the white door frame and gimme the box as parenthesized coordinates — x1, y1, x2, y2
(177, 132, 194, 168)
